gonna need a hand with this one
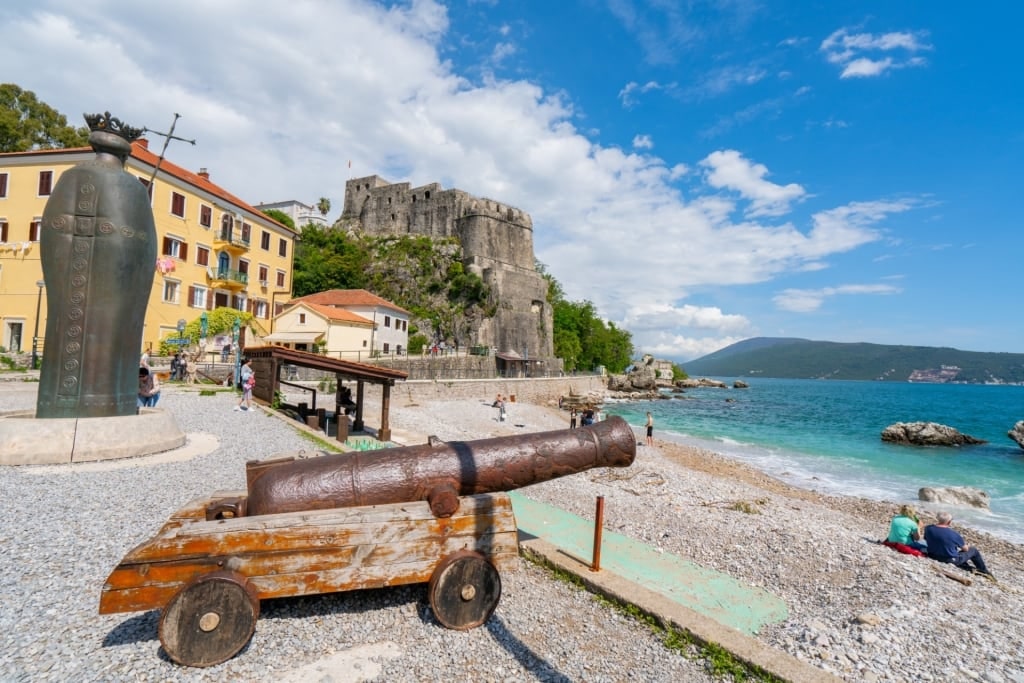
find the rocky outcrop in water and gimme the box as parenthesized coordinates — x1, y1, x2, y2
(919, 486, 991, 509)
(880, 422, 987, 446)
(1008, 421, 1024, 450)
(676, 378, 728, 389)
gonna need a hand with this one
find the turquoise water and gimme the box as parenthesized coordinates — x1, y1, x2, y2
(604, 379, 1024, 543)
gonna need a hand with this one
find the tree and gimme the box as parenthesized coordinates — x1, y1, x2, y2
(317, 197, 331, 218)
(0, 84, 89, 152)
(261, 208, 295, 230)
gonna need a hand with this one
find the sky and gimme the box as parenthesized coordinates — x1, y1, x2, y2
(3, 1, 1022, 361)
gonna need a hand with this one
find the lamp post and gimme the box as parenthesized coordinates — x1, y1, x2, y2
(32, 280, 45, 370)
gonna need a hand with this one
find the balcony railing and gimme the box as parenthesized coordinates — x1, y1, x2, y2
(214, 229, 250, 250)
(209, 268, 249, 285)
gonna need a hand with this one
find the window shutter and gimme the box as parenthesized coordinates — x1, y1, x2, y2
(162, 236, 171, 255)
(247, 299, 254, 314)
(206, 290, 213, 310)
(0, 221, 7, 242)
(188, 286, 196, 306)
(179, 242, 188, 261)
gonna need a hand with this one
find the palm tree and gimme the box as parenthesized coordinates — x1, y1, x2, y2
(317, 197, 331, 218)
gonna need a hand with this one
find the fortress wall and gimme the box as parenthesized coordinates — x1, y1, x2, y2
(457, 212, 534, 270)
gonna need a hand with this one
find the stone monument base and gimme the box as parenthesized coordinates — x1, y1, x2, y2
(0, 409, 186, 465)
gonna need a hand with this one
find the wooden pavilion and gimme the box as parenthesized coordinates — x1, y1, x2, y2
(243, 346, 408, 442)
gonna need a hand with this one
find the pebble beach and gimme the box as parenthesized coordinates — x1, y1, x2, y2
(2, 382, 1023, 682)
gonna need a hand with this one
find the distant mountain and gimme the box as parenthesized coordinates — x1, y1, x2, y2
(683, 337, 1024, 384)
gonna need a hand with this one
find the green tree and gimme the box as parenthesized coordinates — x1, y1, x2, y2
(0, 84, 89, 152)
(261, 208, 295, 230)
(317, 197, 331, 217)
(158, 308, 257, 356)
(292, 224, 370, 295)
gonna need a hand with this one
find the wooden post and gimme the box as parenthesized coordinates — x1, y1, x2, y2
(379, 382, 392, 442)
(353, 380, 365, 432)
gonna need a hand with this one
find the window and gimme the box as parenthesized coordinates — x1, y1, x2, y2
(276, 270, 286, 288)
(260, 231, 270, 250)
(29, 220, 41, 242)
(253, 300, 268, 319)
(38, 171, 53, 196)
(0, 172, 8, 198)
(241, 222, 251, 244)
(221, 213, 232, 236)
(383, 342, 390, 354)
(0, 220, 7, 242)
(233, 294, 246, 311)
(162, 236, 188, 260)
(196, 245, 210, 267)
(384, 315, 391, 328)
(171, 192, 185, 217)
(199, 205, 212, 228)
(278, 238, 287, 257)
(238, 260, 249, 276)
(189, 285, 208, 308)
(258, 265, 268, 283)
(298, 313, 306, 324)
(162, 280, 180, 303)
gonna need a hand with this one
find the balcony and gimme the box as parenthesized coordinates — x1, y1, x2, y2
(213, 228, 250, 253)
(207, 267, 249, 291)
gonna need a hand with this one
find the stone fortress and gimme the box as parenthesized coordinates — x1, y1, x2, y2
(341, 176, 553, 362)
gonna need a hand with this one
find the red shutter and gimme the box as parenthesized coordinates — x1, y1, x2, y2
(188, 286, 196, 306)
(0, 221, 7, 242)
(162, 236, 171, 255)
(179, 242, 188, 261)
(247, 299, 254, 314)
(206, 291, 213, 310)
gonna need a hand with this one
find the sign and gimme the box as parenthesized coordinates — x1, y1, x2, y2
(164, 338, 190, 345)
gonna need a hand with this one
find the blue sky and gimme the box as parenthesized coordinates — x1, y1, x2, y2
(3, 1, 1021, 361)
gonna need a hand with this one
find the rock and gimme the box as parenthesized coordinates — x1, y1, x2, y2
(855, 613, 881, 626)
(675, 377, 728, 389)
(1008, 421, 1024, 449)
(733, 380, 749, 388)
(880, 422, 987, 446)
(919, 486, 990, 509)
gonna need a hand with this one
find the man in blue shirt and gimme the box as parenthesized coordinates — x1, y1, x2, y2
(924, 511, 992, 577)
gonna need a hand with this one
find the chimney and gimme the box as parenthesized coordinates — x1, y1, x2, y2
(198, 168, 209, 180)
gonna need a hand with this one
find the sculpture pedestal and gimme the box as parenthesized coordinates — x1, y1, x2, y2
(0, 409, 186, 465)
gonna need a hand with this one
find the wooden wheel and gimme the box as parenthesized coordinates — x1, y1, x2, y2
(428, 550, 501, 630)
(159, 571, 260, 667)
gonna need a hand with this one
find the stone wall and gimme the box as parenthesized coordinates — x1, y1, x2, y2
(341, 175, 552, 361)
(368, 374, 607, 406)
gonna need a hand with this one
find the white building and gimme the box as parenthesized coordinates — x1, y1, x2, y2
(254, 200, 328, 230)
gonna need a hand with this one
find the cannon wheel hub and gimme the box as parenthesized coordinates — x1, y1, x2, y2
(428, 550, 501, 630)
(159, 570, 260, 667)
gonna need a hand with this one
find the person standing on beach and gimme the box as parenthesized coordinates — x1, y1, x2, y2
(645, 412, 654, 446)
(924, 512, 993, 577)
(235, 358, 255, 412)
(570, 408, 577, 429)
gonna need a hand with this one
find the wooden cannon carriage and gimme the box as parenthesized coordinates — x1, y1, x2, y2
(99, 417, 636, 667)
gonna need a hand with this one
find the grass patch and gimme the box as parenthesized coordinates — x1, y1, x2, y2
(522, 552, 782, 682)
(199, 389, 217, 396)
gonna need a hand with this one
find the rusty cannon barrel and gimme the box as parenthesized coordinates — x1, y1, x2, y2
(245, 415, 636, 518)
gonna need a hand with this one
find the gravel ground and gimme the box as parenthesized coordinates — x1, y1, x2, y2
(5, 384, 1023, 683)
(0, 384, 718, 683)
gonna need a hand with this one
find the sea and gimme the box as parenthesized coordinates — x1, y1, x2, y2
(602, 378, 1024, 544)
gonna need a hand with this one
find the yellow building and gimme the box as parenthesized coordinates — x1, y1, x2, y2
(0, 140, 296, 356)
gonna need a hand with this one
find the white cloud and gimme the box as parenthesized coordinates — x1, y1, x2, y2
(618, 80, 663, 108)
(491, 41, 516, 64)
(820, 27, 931, 79)
(773, 284, 902, 312)
(0, 1, 927, 361)
(700, 150, 806, 217)
(632, 134, 653, 150)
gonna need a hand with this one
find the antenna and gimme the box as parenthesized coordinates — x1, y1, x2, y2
(142, 113, 197, 192)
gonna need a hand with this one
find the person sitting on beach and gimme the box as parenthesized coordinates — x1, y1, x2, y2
(884, 504, 927, 554)
(924, 511, 993, 577)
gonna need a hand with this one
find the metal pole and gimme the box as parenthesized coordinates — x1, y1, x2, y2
(591, 495, 605, 572)
(31, 280, 44, 370)
(232, 317, 241, 387)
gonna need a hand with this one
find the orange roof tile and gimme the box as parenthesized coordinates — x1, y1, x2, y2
(301, 302, 375, 326)
(291, 289, 410, 315)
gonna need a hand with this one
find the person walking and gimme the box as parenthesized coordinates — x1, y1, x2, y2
(645, 412, 654, 446)
(569, 408, 577, 429)
(235, 358, 255, 412)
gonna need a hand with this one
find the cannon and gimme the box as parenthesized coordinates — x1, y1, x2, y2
(99, 417, 636, 667)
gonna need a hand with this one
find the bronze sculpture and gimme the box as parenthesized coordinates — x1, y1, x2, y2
(36, 113, 157, 418)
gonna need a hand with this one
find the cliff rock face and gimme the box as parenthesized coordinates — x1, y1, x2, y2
(342, 176, 552, 359)
(880, 422, 987, 446)
(1008, 420, 1024, 449)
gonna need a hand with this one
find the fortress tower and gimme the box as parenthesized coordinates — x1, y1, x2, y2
(342, 176, 553, 359)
